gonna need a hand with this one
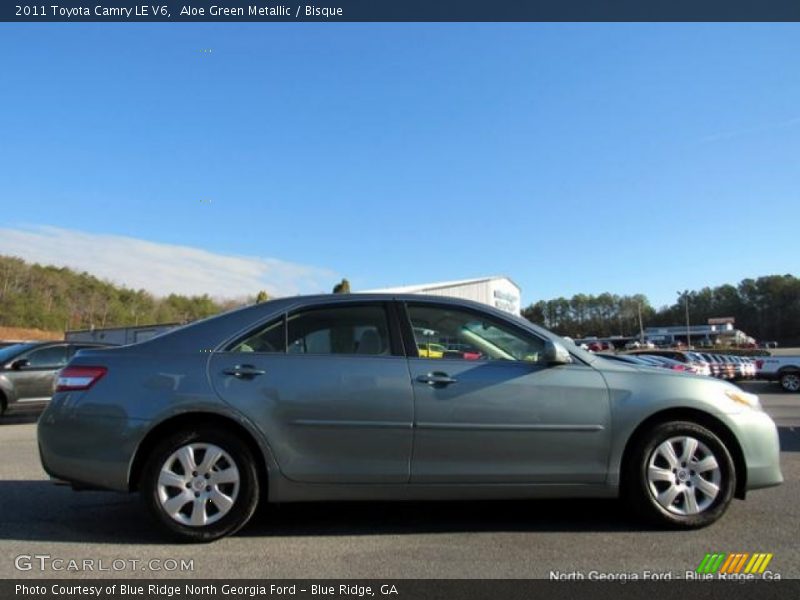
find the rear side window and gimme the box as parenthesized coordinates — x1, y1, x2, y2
(287, 305, 391, 356)
(229, 318, 286, 353)
(24, 345, 68, 368)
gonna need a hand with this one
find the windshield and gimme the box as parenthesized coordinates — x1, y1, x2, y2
(0, 343, 37, 363)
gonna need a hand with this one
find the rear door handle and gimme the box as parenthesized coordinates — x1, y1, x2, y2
(223, 365, 266, 379)
(416, 373, 457, 386)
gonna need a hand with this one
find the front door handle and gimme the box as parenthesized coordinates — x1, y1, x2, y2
(416, 372, 457, 386)
(223, 365, 266, 379)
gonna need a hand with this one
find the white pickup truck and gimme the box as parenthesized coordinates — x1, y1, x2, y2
(756, 356, 800, 392)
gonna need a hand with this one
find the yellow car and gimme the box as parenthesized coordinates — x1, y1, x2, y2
(417, 343, 447, 358)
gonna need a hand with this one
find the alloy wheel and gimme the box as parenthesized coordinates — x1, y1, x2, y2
(646, 436, 722, 516)
(781, 373, 800, 392)
(156, 443, 240, 527)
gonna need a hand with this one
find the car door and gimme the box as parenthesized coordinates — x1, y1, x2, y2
(402, 302, 611, 484)
(12, 344, 68, 399)
(209, 301, 414, 484)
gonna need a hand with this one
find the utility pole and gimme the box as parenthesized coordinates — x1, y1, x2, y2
(637, 302, 644, 343)
(685, 296, 691, 348)
(678, 290, 691, 348)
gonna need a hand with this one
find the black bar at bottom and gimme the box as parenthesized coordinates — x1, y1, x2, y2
(3, 580, 799, 600)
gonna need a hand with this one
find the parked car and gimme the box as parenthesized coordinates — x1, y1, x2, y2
(683, 352, 713, 377)
(628, 349, 711, 377)
(584, 341, 614, 352)
(704, 354, 737, 381)
(442, 343, 483, 361)
(718, 355, 738, 380)
(417, 342, 446, 359)
(698, 353, 733, 380)
(603, 354, 691, 374)
(755, 355, 800, 392)
(637, 355, 694, 373)
(38, 294, 782, 541)
(0, 341, 110, 416)
(728, 356, 755, 381)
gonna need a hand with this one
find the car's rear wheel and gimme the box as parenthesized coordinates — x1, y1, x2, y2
(624, 421, 735, 528)
(779, 371, 800, 393)
(141, 427, 260, 542)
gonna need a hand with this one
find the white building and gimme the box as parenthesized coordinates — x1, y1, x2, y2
(362, 276, 522, 315)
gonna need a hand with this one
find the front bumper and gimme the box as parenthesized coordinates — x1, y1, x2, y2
(726, 409, 783, 491)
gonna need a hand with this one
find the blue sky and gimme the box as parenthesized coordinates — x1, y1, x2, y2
(1, 24, 798, 308)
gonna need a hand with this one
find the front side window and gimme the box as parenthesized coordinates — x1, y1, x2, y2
(407, 304, 545, 362)
(287, 305, 391, 356)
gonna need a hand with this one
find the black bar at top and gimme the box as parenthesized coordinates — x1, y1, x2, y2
(3, 0, 800, 23)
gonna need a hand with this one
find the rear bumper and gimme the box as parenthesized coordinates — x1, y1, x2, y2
(38, 396, 149, 492)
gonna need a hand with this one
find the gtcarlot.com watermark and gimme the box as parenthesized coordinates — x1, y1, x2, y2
(14, 554, 194, 573)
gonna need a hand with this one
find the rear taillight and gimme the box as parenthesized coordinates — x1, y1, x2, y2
(755, 360, 763, 370)
(672, 365, 688, 371)
(56, 366, 107, 392)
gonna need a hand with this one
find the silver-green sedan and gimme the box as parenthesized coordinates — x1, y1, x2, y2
(38, 294, 782, 542)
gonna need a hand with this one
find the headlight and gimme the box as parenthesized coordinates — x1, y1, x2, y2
(725, 388, 761, 410)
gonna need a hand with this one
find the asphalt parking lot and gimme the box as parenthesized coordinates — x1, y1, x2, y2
(1, 382, 798, 580)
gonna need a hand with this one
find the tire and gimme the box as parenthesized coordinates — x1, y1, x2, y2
(624, 421, 736, 529)
(141, 427, 260, 542)
(779, 371, 800, 393)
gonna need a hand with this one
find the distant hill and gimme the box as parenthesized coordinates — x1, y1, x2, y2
(0, 255, 246, 334)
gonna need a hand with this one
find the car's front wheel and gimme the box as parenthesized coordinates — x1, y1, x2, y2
(141, 427, 260, 542)
(625, 421, 736, 528)
(779, 371, 800, 393)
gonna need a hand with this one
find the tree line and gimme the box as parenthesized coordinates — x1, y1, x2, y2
(1, 255, 797, 344)
(521, 274, 800, 346)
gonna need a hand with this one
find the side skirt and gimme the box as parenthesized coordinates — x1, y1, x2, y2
(267, 476, 618, 503)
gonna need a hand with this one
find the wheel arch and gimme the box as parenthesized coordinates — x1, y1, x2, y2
(128, 412, 271, 494)
(619, 408, 747, 500)
(0, 378, 14, 410)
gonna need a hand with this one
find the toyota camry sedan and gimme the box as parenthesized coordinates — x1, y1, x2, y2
(38, 294, 782, 542)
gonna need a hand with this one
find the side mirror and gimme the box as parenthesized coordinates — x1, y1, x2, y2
(543, 340, 572, 365)
(10, 358, 30, 370)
